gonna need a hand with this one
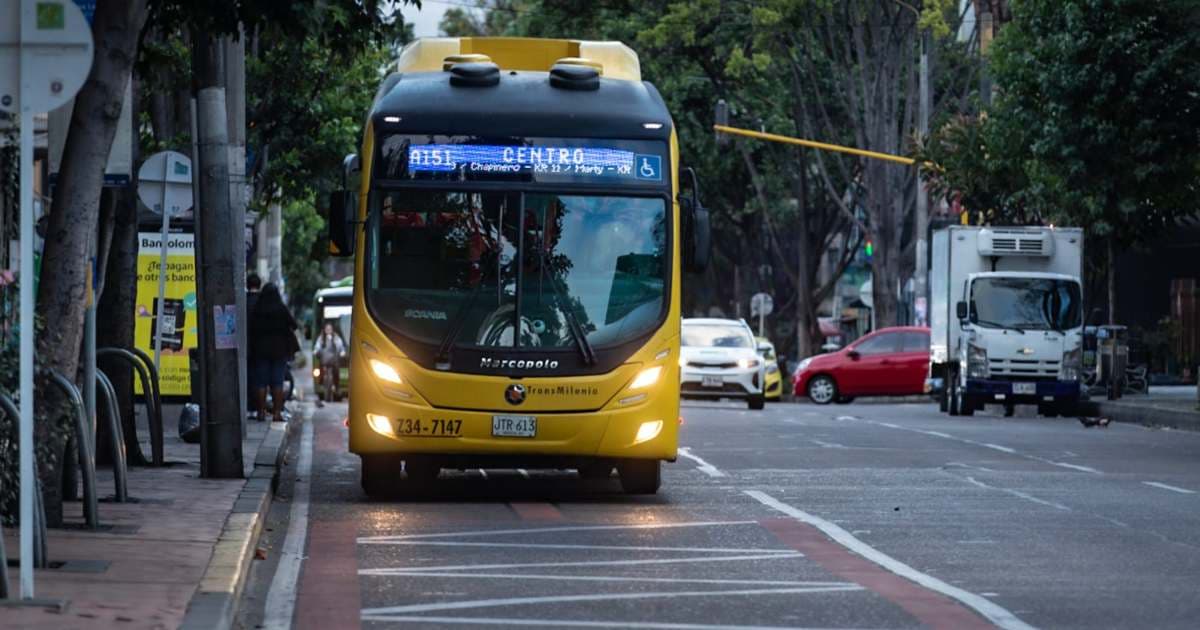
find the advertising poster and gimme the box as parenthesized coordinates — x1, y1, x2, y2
(134, 232, 197, 397)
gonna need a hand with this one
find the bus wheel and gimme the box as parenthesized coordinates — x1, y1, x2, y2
(618, 459, 661, 494)
(361, 454, 399, 498)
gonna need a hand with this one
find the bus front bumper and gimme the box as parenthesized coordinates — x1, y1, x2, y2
(348, 397, 679, 462)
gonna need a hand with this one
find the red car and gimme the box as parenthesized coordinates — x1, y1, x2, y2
(792, 326, 930, 404)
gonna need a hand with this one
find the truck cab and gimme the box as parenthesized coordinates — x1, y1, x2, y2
(928, 227, 1085, 417)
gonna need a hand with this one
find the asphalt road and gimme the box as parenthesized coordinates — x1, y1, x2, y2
(237, 398, 1200, 630)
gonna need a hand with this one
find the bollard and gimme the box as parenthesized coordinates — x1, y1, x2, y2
(96, 370, 129, 502)
(47, 370, 100, 529)
(97, 348, 162, 466)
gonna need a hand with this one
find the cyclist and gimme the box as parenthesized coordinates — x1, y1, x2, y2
(313, 322, 346, 406)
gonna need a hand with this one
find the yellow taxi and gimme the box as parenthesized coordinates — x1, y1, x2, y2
(755, 337, 783, 401)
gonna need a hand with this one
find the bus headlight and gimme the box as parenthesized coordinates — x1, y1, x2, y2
(634, 419, 663, 444)
(630, 366, 662, 390)
(370, 359, 403, 385)
(366, 413, 393, 436)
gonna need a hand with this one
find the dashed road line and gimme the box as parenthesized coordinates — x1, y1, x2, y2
(360, 615, 864, 629)
(368, 572, 855, 587)
(964, 476, 1071, 511)
(1142, 481, 1196, 495)
(360, 552, 805, 574)
(746, 490, 1036, 630)
(678, 447, 727, 477)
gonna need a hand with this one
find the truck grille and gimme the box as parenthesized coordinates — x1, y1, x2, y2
(989, 358, 1059, 378)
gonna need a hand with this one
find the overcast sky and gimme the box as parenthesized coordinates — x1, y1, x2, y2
(396, 0, 459, 38)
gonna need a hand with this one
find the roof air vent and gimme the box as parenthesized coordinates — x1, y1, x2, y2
(442, 54, 492, 71)
(449, 62, 501, 88)
(554, 57, 604, 75)
(549, 63, 600, 91)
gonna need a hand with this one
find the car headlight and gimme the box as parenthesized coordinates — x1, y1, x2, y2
(737, 357, 761, 369)
(1060, 346, 1082, 381)
(966, 344, 988, 379)
(369, 358, 403, 385)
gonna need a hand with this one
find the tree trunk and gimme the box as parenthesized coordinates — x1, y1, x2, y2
(35, 0, 149, 526)
(97, 186, 145, 465)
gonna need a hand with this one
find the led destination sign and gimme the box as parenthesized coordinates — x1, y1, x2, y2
(406, 144, 663, 183)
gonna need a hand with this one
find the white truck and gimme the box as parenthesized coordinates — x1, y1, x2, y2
(928, 226, 1085, 417)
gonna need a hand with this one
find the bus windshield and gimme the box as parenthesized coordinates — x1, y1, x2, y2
(366, 189, 666, 350)
(970, 277, 1082, 331)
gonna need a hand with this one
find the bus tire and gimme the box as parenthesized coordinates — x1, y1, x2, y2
(361, 454, 398, 498)
(618, 459, 661, 494)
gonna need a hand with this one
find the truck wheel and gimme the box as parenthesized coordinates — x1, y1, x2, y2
(807, 375, 837, 405)
(747, 394, 765, 410)
(618, 459, 661, 494)
(361, 454, 399, 498)
(947, 375, 961, 416)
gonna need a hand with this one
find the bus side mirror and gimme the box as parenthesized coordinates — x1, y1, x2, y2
(328, 190, 355, 257)
(681, 167, 711, 273)
(956, 301, 968, 321)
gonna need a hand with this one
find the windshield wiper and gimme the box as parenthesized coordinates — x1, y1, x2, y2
(973, 319, 1026, 335)
(536, 248, 596, 365)
(435, 282, 486, 368)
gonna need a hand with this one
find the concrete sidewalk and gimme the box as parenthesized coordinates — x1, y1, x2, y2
(2, 408, 297, 629)
(1094, 384, 1200, 431)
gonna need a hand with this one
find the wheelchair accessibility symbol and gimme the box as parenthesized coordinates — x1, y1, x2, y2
(635, 154, 662, 181)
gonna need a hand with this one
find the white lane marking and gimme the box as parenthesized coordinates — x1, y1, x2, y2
(361, 552, 804, 574)
(517, 468, 530, 479)
(677, 447, 727, 477)
(262, 417, 313, 630)
(811, 439, 848, 449)
(361, 571, 856, 588)
(964, 476, 1071, 511)
(361, 615, 859, 629)
(357, 520, 757, 543)
(478, 468, 489, 480)
(842, 415, 1104, 474)
(745, 490, 1036, 630)
(361, 585, 862, 616)
(364, 540, 797, 554)
(1143, 481, 1196, 495)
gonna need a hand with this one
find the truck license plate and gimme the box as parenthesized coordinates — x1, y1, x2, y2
(492, 415, 536, 438)
(1013, 382, 1036, 395)
(702, 376, 723, 388)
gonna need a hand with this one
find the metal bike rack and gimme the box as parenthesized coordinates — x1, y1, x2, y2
(97, 347, 162, 466)
(0, 392, 49, 583)
(46, 370, 99, 529)
(95, 370, 129, 502)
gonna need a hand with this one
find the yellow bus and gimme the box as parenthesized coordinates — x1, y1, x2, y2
(327, 37, 710, 495)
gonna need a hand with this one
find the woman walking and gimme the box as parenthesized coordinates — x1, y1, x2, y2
(251, 283, 299, 422)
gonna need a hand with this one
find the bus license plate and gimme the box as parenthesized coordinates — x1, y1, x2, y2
(492, 415, 536, 438)
(702, 376, 723, 388)
(1013, 382, 1036, 395)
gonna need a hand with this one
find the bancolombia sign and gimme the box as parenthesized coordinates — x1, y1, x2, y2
(480, 357, 560, 370)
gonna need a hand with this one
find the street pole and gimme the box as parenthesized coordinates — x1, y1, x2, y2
(18, 67, 35, 603)
(193, 31, 243, 478)
(914, 30, 930, 326)
(153, 155, 170, 374)
(223, 32, 248, 437)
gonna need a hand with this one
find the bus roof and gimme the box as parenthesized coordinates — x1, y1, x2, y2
(394, 37, 641, 80)
(371, 68, 671, 141)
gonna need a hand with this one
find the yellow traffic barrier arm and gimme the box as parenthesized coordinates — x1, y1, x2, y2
(713, 124, 916, 166)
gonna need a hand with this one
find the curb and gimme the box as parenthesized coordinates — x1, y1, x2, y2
(1094, 400, 1200, 432)
(180, 415, 303, 630)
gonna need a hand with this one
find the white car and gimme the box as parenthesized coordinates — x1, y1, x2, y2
(680, 318, 766, 409)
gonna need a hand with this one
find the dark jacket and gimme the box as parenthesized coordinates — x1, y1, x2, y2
(251, 302, 298, 361)
(246, 290, 260, 360)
